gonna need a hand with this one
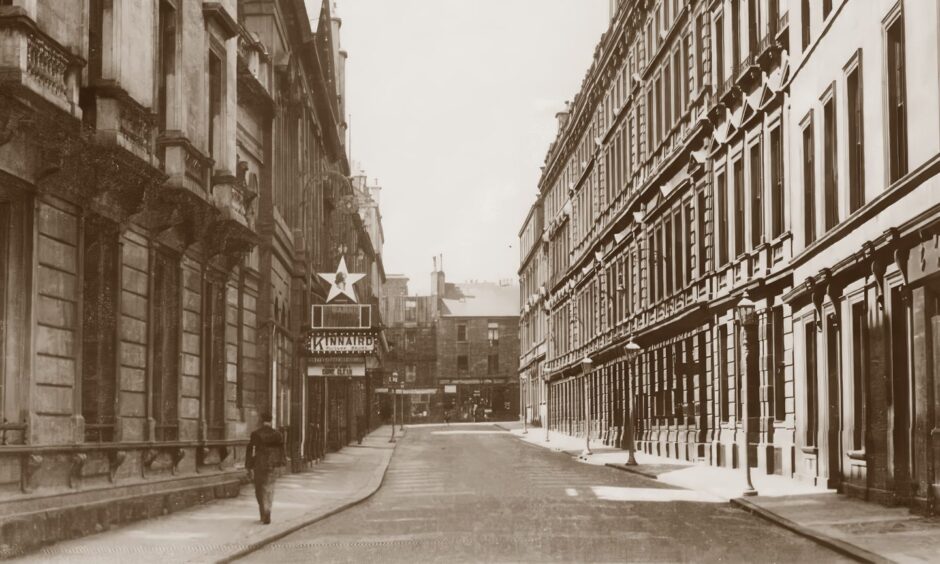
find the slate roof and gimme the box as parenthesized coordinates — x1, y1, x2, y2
(440, 282, 519, 318)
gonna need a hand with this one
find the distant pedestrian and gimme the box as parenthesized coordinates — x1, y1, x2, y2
(246, 412, 286, 524)
(443, 410, 451, 425)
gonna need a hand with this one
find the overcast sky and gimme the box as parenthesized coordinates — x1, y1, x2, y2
(322, 0, 609, 295)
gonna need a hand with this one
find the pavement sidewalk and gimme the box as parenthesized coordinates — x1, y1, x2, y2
(503, 423, 940, 564)
(15, 425, 399, 564)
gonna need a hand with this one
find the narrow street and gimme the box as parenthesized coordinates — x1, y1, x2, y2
(238, 425, 848, 563)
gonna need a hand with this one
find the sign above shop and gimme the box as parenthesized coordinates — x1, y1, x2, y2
(307, 364, 366, 377)
(307, 332, 375, 355)
(318, 256, 365, 303)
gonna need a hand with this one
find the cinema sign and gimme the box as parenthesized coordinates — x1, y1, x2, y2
(307, 332, 375, 355)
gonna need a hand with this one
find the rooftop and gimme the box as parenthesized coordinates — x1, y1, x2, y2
(440, 281, 519, 318)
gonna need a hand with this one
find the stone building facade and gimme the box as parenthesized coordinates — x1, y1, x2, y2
(434, 265, 520, 422)
(0, 0, 382, 553)
(521, 0, 940, 513)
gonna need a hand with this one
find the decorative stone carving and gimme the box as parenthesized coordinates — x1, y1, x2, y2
(141, 448, 160, 478)
(108, 450, 127, 483)
(196, 446, 211, 467)
(21, 454, 42, 493)
(68, 452, 87, 489)
(26, 31, 69, 97)
(170, 447, 186, 475)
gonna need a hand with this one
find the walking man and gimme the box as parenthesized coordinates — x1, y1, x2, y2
(246, 412, 285, 524)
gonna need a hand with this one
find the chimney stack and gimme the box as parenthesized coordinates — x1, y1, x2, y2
(555, 100, 571, 134)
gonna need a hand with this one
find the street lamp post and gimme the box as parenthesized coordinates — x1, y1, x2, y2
(521, 375, 528, 434)
(735, 292, 759, 497)
(389, 372, 398, 443)
(581, 356, 594, 457)
(543, 372, 551, 443)
(400, 380, 405, 432)
(623, 340, 642, 466)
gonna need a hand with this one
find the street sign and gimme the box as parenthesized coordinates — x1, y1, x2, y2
(307, 332, 375, 354)
(444, 385, 457, 394)
(307, 364, 365, 377)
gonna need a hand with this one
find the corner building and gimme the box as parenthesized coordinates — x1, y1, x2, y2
(522, 0, 940, 513)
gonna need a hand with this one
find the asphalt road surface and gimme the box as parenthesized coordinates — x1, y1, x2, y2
(238, 424, 849, 563)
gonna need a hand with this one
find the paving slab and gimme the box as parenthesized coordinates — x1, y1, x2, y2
(506, 425, 940, 564)
(12, 426, 399, 564)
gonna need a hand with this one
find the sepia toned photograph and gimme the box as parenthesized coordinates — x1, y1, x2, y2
(0, 0, 938, 562)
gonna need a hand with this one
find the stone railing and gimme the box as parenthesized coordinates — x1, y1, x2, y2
(0, 9, 84, 115)
(0, 438, 246, 496)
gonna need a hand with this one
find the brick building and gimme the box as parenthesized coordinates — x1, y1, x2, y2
(380, 275, 438, 422)
(0, 0, 385, 552)
(434, 263, 520, 422)
(521, 0, 940, 513)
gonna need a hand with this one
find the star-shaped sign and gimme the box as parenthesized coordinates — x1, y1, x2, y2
(319, 257, 365, 303)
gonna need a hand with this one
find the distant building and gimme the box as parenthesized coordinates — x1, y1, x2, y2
(380, 260, 520, 422)
(433, 260, 520, 422)
(380, 275, 438, 422)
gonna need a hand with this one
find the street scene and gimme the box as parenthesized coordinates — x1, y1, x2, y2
(2, 0, 940, 562)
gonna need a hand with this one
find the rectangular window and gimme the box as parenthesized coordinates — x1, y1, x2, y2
(648, 233, 657, 304)
(487, 354, 499, 375)
(771, 305, 786, 421)
(457, 323, 467, 342)
(748, 0, 759, 54)
(674, 208, 685, 288)
(886, 13, 908, 182)
(719, 325, 729, 422)
(770, 126, 784, 238)
(717, 171, 729, 266)
(735, 320, 742, 419)
(646, 89, 655, 158)
(682, 33, 691, 104)
(405, 364, 416, 383)
(697, 190, 708, 275)
(733, 158, 745, 255)
(851, 302, 868, 450)
(457, 355, 468, 372)
(208, 50, 223, 159)
(0, 203, 7, 424)
(664, 60, 672, 134)
(656, 226, 665, 299)
(805, 322, 818, 447)
(695, 12, 705, 89)
(731, 0, 741, 68)
(749, 142, 763, 247)
(656, 75, 664, 145)
(82, 219, 120, 443)
(664, 217, 673, 296)
(803, 119, 817, 244)
(204, 279, 226, 440)
(823, 93, 839, 231)
(152, 250, 180, 441)
(847, 59, 865, 213)
(157, 1, 176, 131)
(714, 12, 725, 88)
(801, 0, 811, 50)
(673, 49, 683, 120)
(487, 321, 499, 345)
(685, 201, 694, 284)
